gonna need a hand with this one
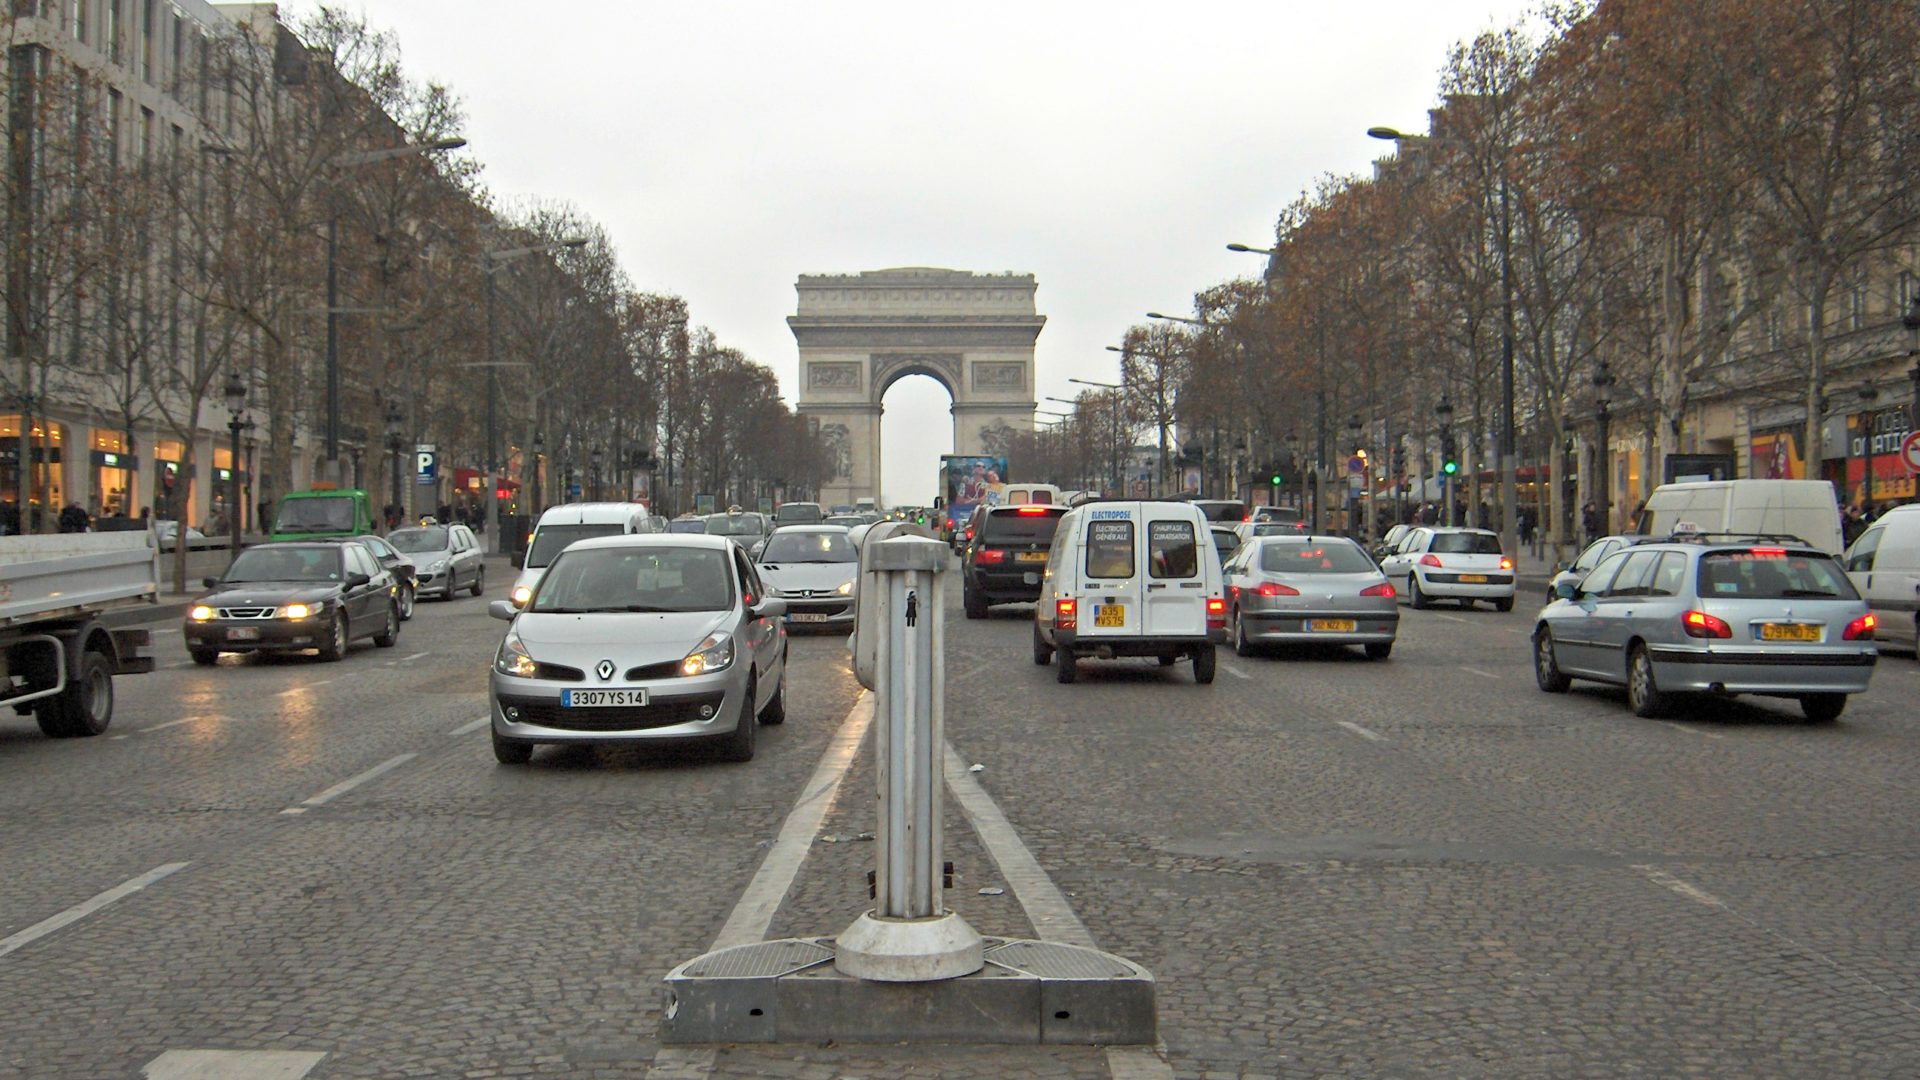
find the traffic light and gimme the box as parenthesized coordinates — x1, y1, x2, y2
(1441, 436, 1459, 477)
(1391, 445, 1406, 475)
(1270, 468, 1284, 486)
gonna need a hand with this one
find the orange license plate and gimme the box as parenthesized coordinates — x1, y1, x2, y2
(1759, 623, 1820, 642)
(1459, 574, 1488, 584)
(1309, 619, 1356, 632)
(1094, 605, 1125, 628)
(1017, 551, 1048, 562)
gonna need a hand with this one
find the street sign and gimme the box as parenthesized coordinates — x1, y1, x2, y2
(1901, 431, 1920, 475)
(414, 444, 438, 485)
(1347, 455, 1365, 475)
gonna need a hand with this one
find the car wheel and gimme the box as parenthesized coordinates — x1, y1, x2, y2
(1233, 611, 1255, 657)
(759, 655, 788, 724)
(1799, 693, 1846, 724)
(189, 648, 219, 666)
(1494, 596, 1514, 612)
(1533, 628, 1571, 693)
(470, 565, 486, 597)
(1192, 644, 1217, 684)
(1055, 645, 1078, 684)
(36, 649, 114, 738)
(1408, 575, 1429, 610)
(398, 583, 415, 620)
(963, 587, 988, 620)
(373, 602, 399, 648)
(318, 613, 348, 662)
(1364, 642, 1393, 660)
(1626, 644, 1667, 717)
(491, 726, 533, 765)
(1031, 623, 1053, 666)
(719, 679, 757, 762)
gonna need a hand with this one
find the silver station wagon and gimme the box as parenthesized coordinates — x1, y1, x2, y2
(1532, 534, 1877, 722)
(486, 534, 789, 764)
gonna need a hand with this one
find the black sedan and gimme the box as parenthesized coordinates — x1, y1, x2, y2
(341, 533, 417, 619)
(186, 542, 401, 664)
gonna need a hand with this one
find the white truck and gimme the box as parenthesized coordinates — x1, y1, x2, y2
(0, 531, 159, 737)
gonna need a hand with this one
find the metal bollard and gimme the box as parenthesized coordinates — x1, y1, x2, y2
(835, 534, 984, 981)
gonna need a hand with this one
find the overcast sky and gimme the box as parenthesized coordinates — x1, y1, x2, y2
(301, 1, 1538, 506)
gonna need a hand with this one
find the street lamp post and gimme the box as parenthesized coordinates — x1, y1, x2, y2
(1283, 432, 1300, 510)
(1435, 394, 1455, 527)
(531, 430, 545, 516)
(1594, 362, 1615, 539)
(223, 372, 247, 564)
(590, 446, 605, 502)
(1346, 414, 1363, 540)
(1903, 296, 1920, 431)
(1068, 377, 1123, 496)
(1857, 384, 1879, 511)
(384, 398, 405, 529)
(481, 235, 588, 552)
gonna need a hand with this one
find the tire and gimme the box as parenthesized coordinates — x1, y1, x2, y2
(759, 656, 788, 724)
(1364, 642, 1393, 660)
(718, 680, 757, 761)
(36, 649, 114, 738)
(189, 647, 219, 666)
(1031, 623, 1053, 666)
(1192, 644, 1217, 684)
(373, 602, 400, 648)
(1627, 644, 1668, 718)
(397, 583, 415, 621)
(1409, 576, 1429, 610)
(1494, 596, 1514, 613)
(1799, 693, 1846, 724)
(1055, 645, 1078, 684)
(1533, 628, 1571, 693)
(318, 613, 348, 662)
(1233, 611, 1255, 657)
(963, 586, 988, 620)
(469, 565, 486, 597)
(491, 726, 533, 765)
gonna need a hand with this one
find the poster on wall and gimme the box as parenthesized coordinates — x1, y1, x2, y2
(1748, 427, 1805, 480)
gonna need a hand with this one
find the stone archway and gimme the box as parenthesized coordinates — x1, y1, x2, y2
(790, 268, 1043, 508)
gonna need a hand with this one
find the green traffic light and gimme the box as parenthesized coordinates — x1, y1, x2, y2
(1442, 460, 1459, 476)
(1270, 474, 1283, 486)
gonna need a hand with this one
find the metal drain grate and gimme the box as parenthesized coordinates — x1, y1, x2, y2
(684, 939, 833, 978)
(985, 940, 1137, 979)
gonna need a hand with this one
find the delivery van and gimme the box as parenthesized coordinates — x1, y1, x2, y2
(1634, 480, 1844, 554)
(1033, 500, 1227, 684)
(508, 503, 659, 606)
(1842, 503, 1920, 654)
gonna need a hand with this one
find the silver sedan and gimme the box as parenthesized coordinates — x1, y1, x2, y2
(486, 534, 789, 764)
(1223, 535, 1400, 659)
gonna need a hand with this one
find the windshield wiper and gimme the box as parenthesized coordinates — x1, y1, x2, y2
(1777, 589, 1838, 598)
(622, 604, 680, 613)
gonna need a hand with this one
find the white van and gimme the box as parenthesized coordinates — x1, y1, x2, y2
(1001, 483, 1063, 507)
(1634, 480, 1844, 554)
(509, 503, 660, 606)
(1843, 504, 1920, 654)
(1033, 501, 1226, 684)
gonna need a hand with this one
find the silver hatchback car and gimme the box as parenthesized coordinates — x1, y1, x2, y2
(486, 534, 788, 764)
(1533, 535, 1877, 722)
(1223, 535, 1400, 659)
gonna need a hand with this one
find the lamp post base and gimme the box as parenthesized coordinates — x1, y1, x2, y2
(834, 910, 983, 983)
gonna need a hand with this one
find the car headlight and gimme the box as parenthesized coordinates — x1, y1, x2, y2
(276, 602, 319, 619)
(836, 580, 854, 596)
(680, 632, 734, 677)
(189, 605, 215, 622)
(494, 631, 537, 678)
(427, 559, 448, 574)
(509, 584, 532, 606)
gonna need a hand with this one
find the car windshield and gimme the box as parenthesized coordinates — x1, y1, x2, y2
(1256, 507, 1303, 523)
(1249, 522, 1300, 536)
(526, 523, 626, 567)
(356, 536, 397, 559)
(760, 531, 857, 563)
(223, 547, 341, 583)
(272, 496, 356, 534)
(1430, 531, 1502, 554)
(386, 526, 450, 554)
(666, 519, 707, 533)
(531, 546, 734, 613)
(980, 509, 1065, 541)
(774, 504, 824, 523)
(705, 514, 761, 537)
(1260, 541, 1377, 574)
(1697, 550, 1859, 600)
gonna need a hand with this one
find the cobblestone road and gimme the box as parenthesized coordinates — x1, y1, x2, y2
(3, 555, 1918, 1078)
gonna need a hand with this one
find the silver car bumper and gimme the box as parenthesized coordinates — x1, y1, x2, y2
(1242, 609, 1398, 645)
(1413, 571, 1516, 599)
(489, 663, 749, 743)
(1646, 645, 1877, 695)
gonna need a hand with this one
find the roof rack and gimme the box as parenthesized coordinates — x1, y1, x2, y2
(1660, 530, 1810, 546)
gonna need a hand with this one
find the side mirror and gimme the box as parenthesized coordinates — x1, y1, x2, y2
(1552, 581, 1578, 601)
(510, 552, 525, 569)
(345, 573, 372, 589)
(202, 576, 221, 589)
(753, 597, 787, 620)
(488, 600, 518, 621)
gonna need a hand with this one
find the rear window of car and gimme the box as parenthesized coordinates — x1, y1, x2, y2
(1148, 521, 1198, 579)
(1259, 540, 1375, 574)
(980, 508, 1065, 542)
(1430, 531, 1502, 554)
(1255, 507, 1303, 523)
(1696, 549, 1859, 600)
(527, 523, 626, 567)
(1194, 501, 1246, 523)
(1085, 519, 1135, 579)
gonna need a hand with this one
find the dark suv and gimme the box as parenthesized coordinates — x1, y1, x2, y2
(961, 505, 1068, 618)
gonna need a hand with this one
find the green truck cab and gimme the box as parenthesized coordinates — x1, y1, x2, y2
(269, 488, 378, 542)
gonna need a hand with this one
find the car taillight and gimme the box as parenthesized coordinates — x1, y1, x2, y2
(1360, 582, 1396, 598)
(1682, 610, 1732, 639)
(975, 548, 1007, 564)
(965, 527, 974, 540)
(1055, 597, 1077, 630)
(1499, 556, 1514, 570)
(1843, 613, 1876, 641)
(1419, 553, 1442, 567)
(1016, 506, 1048, 514)
(1255, 582, 1300, 597)
(1206, 596, 1226, 629)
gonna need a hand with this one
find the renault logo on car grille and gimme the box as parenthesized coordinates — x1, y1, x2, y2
(596, 659, 616, 681)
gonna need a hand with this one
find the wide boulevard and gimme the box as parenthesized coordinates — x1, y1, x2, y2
(4, 555, 1918, 1078)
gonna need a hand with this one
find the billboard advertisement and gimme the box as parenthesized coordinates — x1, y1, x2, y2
(940, 454, 1009, 517)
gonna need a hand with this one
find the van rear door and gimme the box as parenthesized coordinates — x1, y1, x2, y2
(1079, 507, 1141, 638)
(1143, 510, 1207, 637)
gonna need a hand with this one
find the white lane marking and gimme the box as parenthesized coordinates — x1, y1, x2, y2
(1432, 613, 1470, 624)
(1336, 720, 1388, 743)
(0, 863, 189, 959)
(277, 678, 337, 697)
(647, 693, 875, 1079)
(139, 717, 202, 734)
(397, 651, 431, 663)
(280, 754, 416, 815)
(943, 742, 1174, 1079)
(1661, 721, 1726, 740)
(1462, 666, 1498, 680)
(447, 716, 489, 737)
(1633, 865, 1726, 909)
(149, 627, 181, 636)
(143, 1049, 326, 1079)
(1220, 662, 1253, 680)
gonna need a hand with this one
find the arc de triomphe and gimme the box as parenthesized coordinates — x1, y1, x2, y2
(790, 268, 1043, 508)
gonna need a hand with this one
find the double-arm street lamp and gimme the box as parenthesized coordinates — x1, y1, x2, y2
(384, 398, 406, 528)
(481, 235, 588, 551)
(590, 446, 606, 502)
(1065, 378, 1124, 495)
(223, 372, 248, 563)
(1593, 362, 1614, 537)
